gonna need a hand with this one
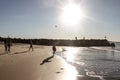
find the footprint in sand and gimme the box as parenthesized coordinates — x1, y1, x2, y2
(60, 68, 64, 70)
(56, 68, 64, 74)
(56, 71, 61, 74)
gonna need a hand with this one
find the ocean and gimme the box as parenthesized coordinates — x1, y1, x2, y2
(56, 42, 120, 80)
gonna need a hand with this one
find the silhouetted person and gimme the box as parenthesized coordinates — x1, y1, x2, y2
(4, 38, 7, 51)
(7, 37, 12, 52)
(111, 42, 115, 49)
(29, 39, 33, 51)
(52, 46, 56, 57)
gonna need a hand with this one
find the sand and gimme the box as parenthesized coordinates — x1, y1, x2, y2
(0, 43, 103, 80)
(0, 43, 78, 80)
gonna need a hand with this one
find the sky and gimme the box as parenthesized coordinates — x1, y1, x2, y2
(0, 0, 120, 41)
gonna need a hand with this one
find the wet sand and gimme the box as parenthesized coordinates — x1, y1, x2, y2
(56, 46, 120, 80)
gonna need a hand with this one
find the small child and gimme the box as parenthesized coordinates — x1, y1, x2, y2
(52, 46, 56, 56)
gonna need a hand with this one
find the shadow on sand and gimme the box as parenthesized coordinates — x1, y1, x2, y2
(14, 50, 28, 54)
(0, 52, 7, 55)
(0, 50, 29, 55)
(0, 51, 11, 55)
(40, 55, 54, 65)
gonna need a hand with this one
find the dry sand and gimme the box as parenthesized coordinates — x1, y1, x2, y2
(0, 43, 78, 80)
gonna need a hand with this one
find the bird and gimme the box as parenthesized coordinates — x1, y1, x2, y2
(55, 25, 57, 28)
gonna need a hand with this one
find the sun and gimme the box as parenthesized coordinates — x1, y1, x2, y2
(60, 2, 83, 26)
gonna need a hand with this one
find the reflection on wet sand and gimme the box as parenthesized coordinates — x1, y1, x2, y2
(57, 46, 120, 80)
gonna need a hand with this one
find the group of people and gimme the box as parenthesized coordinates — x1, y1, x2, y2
(28, 40, 57, 56)
(4, 38, 34, 52)
(4, 38, 57, 56)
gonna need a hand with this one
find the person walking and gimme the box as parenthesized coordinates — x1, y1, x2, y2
(52, 46, 56, 57)
(7, 37, 12, 52)
(111, 42, 115, 49)
(29, 39, 33, 51)
(4, 38, 7, 52)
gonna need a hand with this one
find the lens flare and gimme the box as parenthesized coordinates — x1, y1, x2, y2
(60, 2, 83, 26)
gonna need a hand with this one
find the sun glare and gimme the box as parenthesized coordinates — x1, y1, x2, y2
(60, 2, 83, 26)
(65, 47, 78, 62)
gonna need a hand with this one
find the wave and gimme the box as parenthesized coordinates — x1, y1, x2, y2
(89, 47, 120, 53)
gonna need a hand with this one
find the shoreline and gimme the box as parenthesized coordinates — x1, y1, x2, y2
(56, 51, 102, 80)
(1, 44, 120, 80)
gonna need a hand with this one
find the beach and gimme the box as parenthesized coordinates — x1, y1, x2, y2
(0, 43, 120, 80)
(0, 43, 79, 80)
(1, 0, 120, 80)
